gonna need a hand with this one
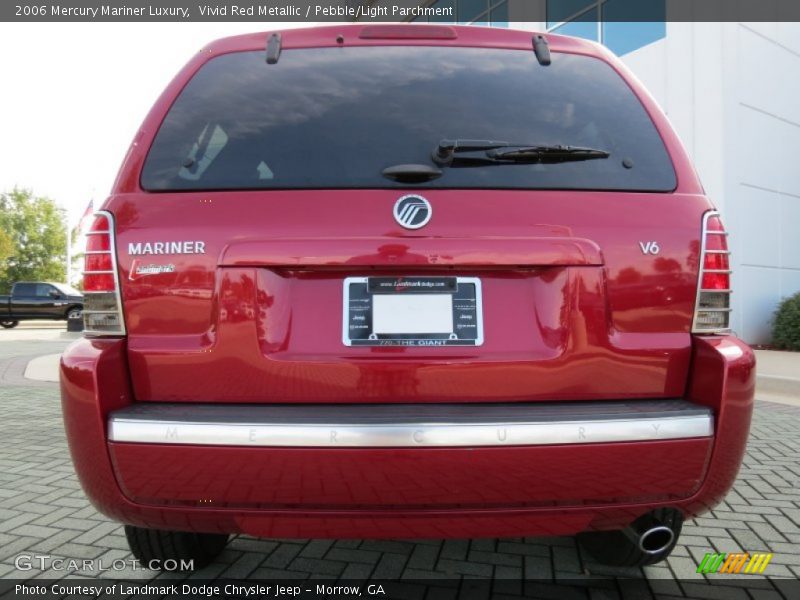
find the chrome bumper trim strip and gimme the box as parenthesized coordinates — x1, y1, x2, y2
(109, 406, 713, 448)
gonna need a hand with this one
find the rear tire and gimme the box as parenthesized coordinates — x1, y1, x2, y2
(124, 525, 229, 571)
(0, 320, 19, 329)
(577, 508, 683, 567)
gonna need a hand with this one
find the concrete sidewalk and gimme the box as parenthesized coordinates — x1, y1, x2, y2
(755, 349, 800, 406)
(0, 322, 80, 342)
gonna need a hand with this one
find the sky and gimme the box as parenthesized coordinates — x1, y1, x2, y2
(0, 22, 315, 228)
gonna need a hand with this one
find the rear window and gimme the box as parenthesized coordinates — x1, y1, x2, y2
(141, 46, 676, 192)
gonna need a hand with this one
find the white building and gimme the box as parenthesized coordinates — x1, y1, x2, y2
(364, 0, 800, 343)
(620, 22, 800, 344)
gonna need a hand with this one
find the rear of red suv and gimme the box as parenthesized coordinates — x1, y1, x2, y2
(60, 25, 754, 570)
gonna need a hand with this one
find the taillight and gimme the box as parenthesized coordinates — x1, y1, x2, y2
(82, 211, 126, 335)
(692, 210, 732, 333)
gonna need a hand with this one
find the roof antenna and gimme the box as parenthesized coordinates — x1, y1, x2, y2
(266, 33, 282, 64)
(532, 35, 551, 66)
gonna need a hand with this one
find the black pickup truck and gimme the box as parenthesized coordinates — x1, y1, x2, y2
(0, 282, 83, 329)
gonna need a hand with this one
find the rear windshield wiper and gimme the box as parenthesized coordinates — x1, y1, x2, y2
(433, 139, 610, 166)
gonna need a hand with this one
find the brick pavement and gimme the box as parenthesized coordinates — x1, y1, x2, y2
(0, 338, 797, 598)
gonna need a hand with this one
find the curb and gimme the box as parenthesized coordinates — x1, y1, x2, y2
(23, 353, 62, 383)
(756, 374, 800, 407)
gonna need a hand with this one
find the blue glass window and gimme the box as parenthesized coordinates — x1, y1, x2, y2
(429, 0, 456, 22)
(411, 0, 509, 27)
(489, 1, 509, 27)
(547, 0, 666, 55)
(547, 0, 596, 27)
(602, 21, 665, 55)
(459, 0, 489, 22)
(601, 0, 666, 55)
(550, 8, 599, 42)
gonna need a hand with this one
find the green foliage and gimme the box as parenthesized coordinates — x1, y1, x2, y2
(0, 229, 12, 282)
(69, 223, 84, 288)
(772, 292, 800, 351)
(0, 188, 67, 293)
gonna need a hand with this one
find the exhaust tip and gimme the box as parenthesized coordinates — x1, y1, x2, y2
(639, 525, 674, 555)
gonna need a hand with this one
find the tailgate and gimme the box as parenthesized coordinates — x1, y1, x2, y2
(112, 189, 707, 403)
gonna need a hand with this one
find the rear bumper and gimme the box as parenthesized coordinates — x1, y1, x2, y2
(60, 335, 754, 538)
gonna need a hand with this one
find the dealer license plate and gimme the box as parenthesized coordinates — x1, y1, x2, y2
(343, 276, 483, 347)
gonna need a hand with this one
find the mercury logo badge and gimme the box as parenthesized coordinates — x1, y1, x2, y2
(393, 195, 432, 230)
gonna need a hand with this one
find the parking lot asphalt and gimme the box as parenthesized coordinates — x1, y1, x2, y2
(0, 332, 798, 598)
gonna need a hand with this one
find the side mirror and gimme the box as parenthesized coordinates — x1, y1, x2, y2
(49, 290, 62, 299)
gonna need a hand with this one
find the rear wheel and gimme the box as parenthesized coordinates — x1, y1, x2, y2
(0, 320, 19, 329)
(124, 525, 229, 571)
(577, 508, 683, 567)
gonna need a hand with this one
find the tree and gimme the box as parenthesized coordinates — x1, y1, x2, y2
(0, 188, 67, 293)
(69, 223, 84, 290)
(0, 229, 13, 284)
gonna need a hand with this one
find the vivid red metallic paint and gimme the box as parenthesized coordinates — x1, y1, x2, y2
(61, 25, 754, 539)
(60, 335, 753, 537)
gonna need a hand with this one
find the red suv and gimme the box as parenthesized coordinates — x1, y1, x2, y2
(60, 25, 754, 570)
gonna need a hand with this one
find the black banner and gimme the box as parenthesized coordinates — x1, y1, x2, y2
(2, 578, 798, 599)
(3, 0, 800, 23)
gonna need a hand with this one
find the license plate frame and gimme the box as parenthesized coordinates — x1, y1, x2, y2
(342, 276, 483, 347)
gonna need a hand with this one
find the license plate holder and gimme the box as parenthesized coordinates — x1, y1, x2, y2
(343, 276, 483, 347)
